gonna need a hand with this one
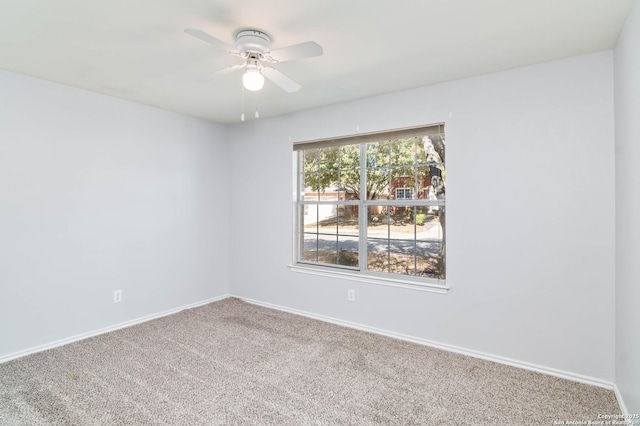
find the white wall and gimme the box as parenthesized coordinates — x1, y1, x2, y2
(0, 47, 619, 388)
(615, 0, 640, 414)
(0, 70, 230, 358)
(228, 51, 616, 382)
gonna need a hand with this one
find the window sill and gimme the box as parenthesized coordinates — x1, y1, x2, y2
(288, 264, 449, 294)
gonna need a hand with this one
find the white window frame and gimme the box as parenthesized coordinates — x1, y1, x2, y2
(290, 124, 447, 293)
(395, 187, 414, 200)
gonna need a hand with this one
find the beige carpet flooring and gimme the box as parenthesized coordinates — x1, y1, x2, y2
(0, 298, 621, 425)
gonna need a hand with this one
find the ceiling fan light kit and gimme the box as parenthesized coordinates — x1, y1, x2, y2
(242, 60, 264, 91)
(185, 28, 323, 94)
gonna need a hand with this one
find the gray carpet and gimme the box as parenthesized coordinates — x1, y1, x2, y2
(0, 298, 621, 425)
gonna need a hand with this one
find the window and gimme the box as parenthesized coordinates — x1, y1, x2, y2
(293, 124, 445, 288)
(395, 188, 413, 200)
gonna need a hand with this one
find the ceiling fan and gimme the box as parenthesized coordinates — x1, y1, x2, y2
(184, 28, 323, 93)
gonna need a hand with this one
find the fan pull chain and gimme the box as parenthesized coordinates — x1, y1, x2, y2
(241, 83, 246, 121)
(254, 91, 260, 118)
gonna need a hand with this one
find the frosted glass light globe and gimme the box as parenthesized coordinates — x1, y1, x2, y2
(243, 69, 265, 91)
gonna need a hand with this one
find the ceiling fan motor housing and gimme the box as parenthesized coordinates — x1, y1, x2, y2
(235, 30, 271, 54)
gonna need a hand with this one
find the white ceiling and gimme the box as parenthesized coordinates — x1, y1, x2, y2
(0, 0, 631, 124)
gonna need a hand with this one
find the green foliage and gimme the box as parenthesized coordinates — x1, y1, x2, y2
(405, 209, 427, 225)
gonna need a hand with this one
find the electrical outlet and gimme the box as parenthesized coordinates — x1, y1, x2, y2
(347, 289, 355, 302)
(113, 290, 122, 303)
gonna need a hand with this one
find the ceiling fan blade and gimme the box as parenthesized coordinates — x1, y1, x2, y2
(199, 63, 246, 82)
(262, 67, 301, 93)
(268, 41, 323, 63)
(184, 29, 238, 53)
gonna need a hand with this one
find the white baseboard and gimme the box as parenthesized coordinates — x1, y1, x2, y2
(1, 293, 619, 399)
(0, 294, 231, 364)
(240, 296, 615, 391)
(613, 384, 630, 418)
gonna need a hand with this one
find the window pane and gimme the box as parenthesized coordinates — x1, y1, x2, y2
(338, 236, 359, 267)
(416, 206, 445, 279)
(416, 166, 429, 199)
(388, 239, 416, 276)
(367, 239, 389, 273)
(417, 241, 444, 279)
(366, 140, 390, 169)
(318, 171, 339, 200)
(418, 206, 444, 240)
(414, 206, 430, 227)
(302, 173, 319, 201)
(424, 134, 445, 201)
(413, 140, 427, 165)
(430, 166, 445, 200)
(367, 205, 389, 272)
(424, 135, 445, 164)
(338, 205, 359, 236)
(303, 204, 318, 231)
(390, 138, 416, 167)
(339, 144, 360, 171)
(366, 167, 390, 200)
(320, 146, 339, 171)
(301, 234, 318, 262)
(367, 206, 389, 239)
(338, 169, 359, 201)
(389, 206, 415, 240)
(317, 234, 338, 265)
(388, 205, 420, 276)
(317, 205, 338, 235)
(303, 149, 319, 173)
